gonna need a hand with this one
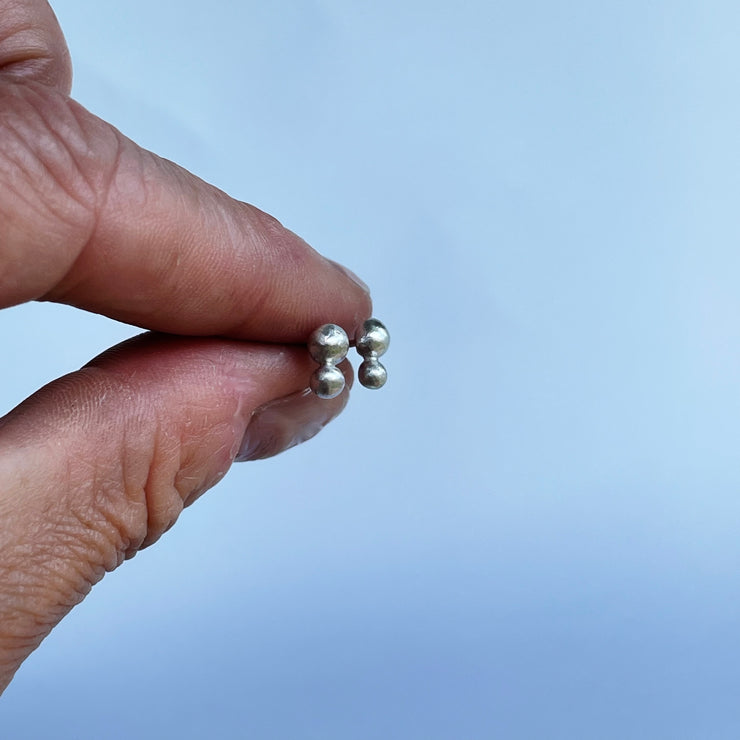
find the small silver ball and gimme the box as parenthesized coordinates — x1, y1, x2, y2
(308, 324, 349, 364)
(358, 360, 387, 389)
(310, 365, 346, 399)
(356, 318, 390, 358)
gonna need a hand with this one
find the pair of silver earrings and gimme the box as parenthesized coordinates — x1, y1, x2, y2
(308, 318, 390, 399)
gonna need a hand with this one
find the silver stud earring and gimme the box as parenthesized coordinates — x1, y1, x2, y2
(356, 318, 390, 389)
(308, 323, 350, 399)
(308, 318, 390, 398)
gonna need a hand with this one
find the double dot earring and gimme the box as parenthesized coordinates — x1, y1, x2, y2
(308, 318, 390, 399)
(308, 323, 350, 400)
(356, 318, 390, 390)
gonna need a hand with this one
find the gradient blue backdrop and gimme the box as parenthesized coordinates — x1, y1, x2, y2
(3, 0, 740, 737)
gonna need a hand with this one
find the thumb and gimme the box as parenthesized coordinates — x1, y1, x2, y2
(0, 333, 350, 692)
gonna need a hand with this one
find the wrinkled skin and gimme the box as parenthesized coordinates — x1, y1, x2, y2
(0, 0, 371, 692)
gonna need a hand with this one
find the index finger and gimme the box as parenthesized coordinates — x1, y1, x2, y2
(0, 81, 372, 341)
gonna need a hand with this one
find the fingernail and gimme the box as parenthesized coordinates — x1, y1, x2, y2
(329, 259, 370, 295)
(236, 388, 349, 462)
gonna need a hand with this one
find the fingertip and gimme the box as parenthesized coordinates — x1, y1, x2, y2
(328, 258, 370, 295)
(236, 358, 354, 463)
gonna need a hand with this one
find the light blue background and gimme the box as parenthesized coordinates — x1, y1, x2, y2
(3, 0, 740, 737)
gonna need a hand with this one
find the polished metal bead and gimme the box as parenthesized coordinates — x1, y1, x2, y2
(308, 323, 349, 399)
(310, 365, 346, 399)
(358, 360, 388, 389)
(356, 318, 390, 357)
(356, 318, 390, 390)
(308, 323, 350, 364)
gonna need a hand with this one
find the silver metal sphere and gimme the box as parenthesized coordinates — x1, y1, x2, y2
(356, 318, 390, 358)
(310, 365, 346, 399)
(308, 324, 349, 364)
(358, 360, 387, 389)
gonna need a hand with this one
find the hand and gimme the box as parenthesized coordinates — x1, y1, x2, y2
(0, 0, 371, 692)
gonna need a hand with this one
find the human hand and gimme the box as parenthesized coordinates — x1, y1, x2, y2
(0, 0, 371, 692)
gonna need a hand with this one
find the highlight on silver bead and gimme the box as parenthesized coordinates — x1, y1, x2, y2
(308, 323, 349, 399)
(356, 318, 390, 390)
